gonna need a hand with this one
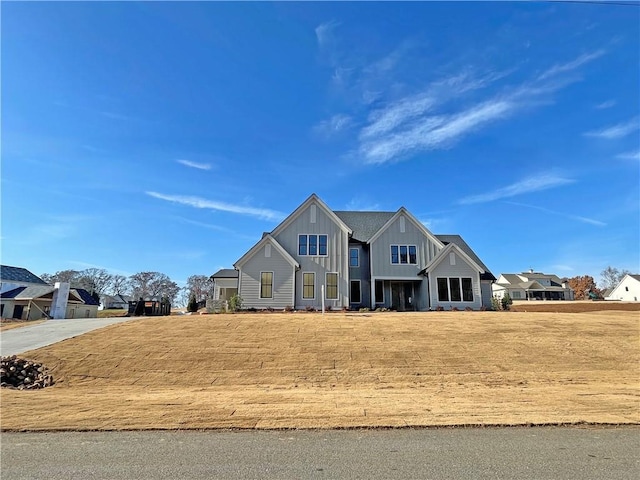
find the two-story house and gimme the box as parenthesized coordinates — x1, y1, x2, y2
(491, 270, 575, 301)
(233, 194, 494, 311)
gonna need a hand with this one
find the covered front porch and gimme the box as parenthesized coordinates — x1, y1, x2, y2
(371, 278, 428, 311)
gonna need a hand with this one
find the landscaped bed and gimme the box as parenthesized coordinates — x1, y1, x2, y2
(0, 310, 637, 431)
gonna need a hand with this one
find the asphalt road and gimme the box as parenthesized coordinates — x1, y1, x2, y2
(1, 427, 638, 479)
(0, 316, 142, 356)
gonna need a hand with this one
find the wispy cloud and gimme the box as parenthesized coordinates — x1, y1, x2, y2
(146, 191, 285, 221)
(505, 201, 607, 227)
(177, 159, 212, 170)
(355, 50, 604, 164)
(594, 100, 616, 110)
(584, 117, 640, 139)
(313, 114, 353, 137)
(458, 174, 575, 205)
(315, 20, 340, 48)
(536, 49, 605, 81)
(344, 198, 380, 211)
(616, 149, 640, 161)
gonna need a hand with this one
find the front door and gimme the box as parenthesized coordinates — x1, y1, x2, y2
(13, 305, 24, 319)
(391, 282, 414, 311)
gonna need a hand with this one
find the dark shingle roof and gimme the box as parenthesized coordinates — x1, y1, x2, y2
(74, 288, 101, 306)
(212, 268, 238, 279)
(0, 285, 55, 299)
(0, 265, 48, 285)
(333, 211, 395, 243)
(435, 235, 496, 281)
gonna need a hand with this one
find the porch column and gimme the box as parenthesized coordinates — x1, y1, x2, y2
(370, 277, 376, 310)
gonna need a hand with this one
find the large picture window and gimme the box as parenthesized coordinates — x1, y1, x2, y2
(303, 272, 315, 299)
(298, 234, 328, 256)
(260, 272, 273, 299)
(437, 277, 474, 302)
(390, 245, 417, 264)
(350, 280, 361, 303)
(437, 278, 449, 302)
(326, 272, 338, 300)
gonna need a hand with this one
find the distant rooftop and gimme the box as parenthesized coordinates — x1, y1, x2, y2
(0, 265, 48, 285)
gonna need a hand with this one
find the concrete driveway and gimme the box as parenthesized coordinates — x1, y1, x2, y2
(0, 316, 142, 356)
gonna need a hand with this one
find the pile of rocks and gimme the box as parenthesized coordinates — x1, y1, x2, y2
(0, 356, 54, 390)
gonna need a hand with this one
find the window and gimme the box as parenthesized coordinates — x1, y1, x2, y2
(298, 234, 328, 256)
(462, 278, 473, 301)
(349, 248, 359, 267)
(375, 280, 384, 303)
(450, 278, 462, 301)
(391, 245, 418, 264)
(326, 273, 338, 300)
(303, 272, 315, 299)
(319, 235, 328, 256)
(511, 290, 521, 299)
(437, 277, 474, 302)
(625, 286, 629, 292)
(260, 272, 273, 299)
(350, 280, 361, 303)
(298, 235, 307, 256)
(437, 278, 449, 302)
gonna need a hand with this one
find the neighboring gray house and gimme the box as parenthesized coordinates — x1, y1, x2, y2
(233, 194, 495, 311)
(492, 270, 575, 301)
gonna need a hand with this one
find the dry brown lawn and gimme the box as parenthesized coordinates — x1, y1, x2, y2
(0, 319, 46, 332)
(1, 311, 638, 431)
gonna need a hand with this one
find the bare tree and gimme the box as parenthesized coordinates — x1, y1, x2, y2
(186, 275, 213, 303)
(110, 275, 130, 296)
(40, 270, 81, 286)
(76, 268, 113, 296)
(129, 272, 180, 303)
(600, 266, 631, 290)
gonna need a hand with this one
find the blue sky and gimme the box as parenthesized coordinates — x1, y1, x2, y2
(2, 1, 639, 287)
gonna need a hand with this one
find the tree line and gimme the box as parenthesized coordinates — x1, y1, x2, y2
(566, 266, 631, 300)
(40, 269, 214, 307)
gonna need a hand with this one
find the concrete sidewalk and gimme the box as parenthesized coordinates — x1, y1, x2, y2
(0, 316, 142, 356)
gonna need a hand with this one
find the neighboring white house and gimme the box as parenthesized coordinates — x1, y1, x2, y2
(492, 270, 574, 301)
(604, 274, 640, 302)
(231, 193, 495, 311)
(101, 294, 131, 310)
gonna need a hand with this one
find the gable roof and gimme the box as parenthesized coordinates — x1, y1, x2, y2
(74, 288, 101, 306)
(234, 234, 300, 270)
(420, 242, 485, 276)
(436, 235, 496, 281)
(0, 265, 48, 285)
(0, 285, 84, 303)
(368, 207, 445, 248)
(333, 211, 395, 243)
(211, 268, 239, 279)
(270, 193, 352, 238)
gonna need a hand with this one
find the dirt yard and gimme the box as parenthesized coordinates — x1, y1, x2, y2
(1, 310, 637, 431)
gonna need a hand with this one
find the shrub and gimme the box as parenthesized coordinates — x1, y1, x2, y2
(187, 293, 198, 313)
(284, 305, 294, 312)
(359, 307, 370, 312)
(435, 305, 445, 311)
(451, 306, 460, 311)
(305, 305, 316, 312)
(491, 296, 501, 311)
(501, 293, 513, 311)
(465, 306, 473, 311)
(229, 294, 243, 312)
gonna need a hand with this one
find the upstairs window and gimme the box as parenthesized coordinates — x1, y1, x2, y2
(390, 245, 417, 264)
(298, 234, 328, 256)
(349, 248, 359, 267)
